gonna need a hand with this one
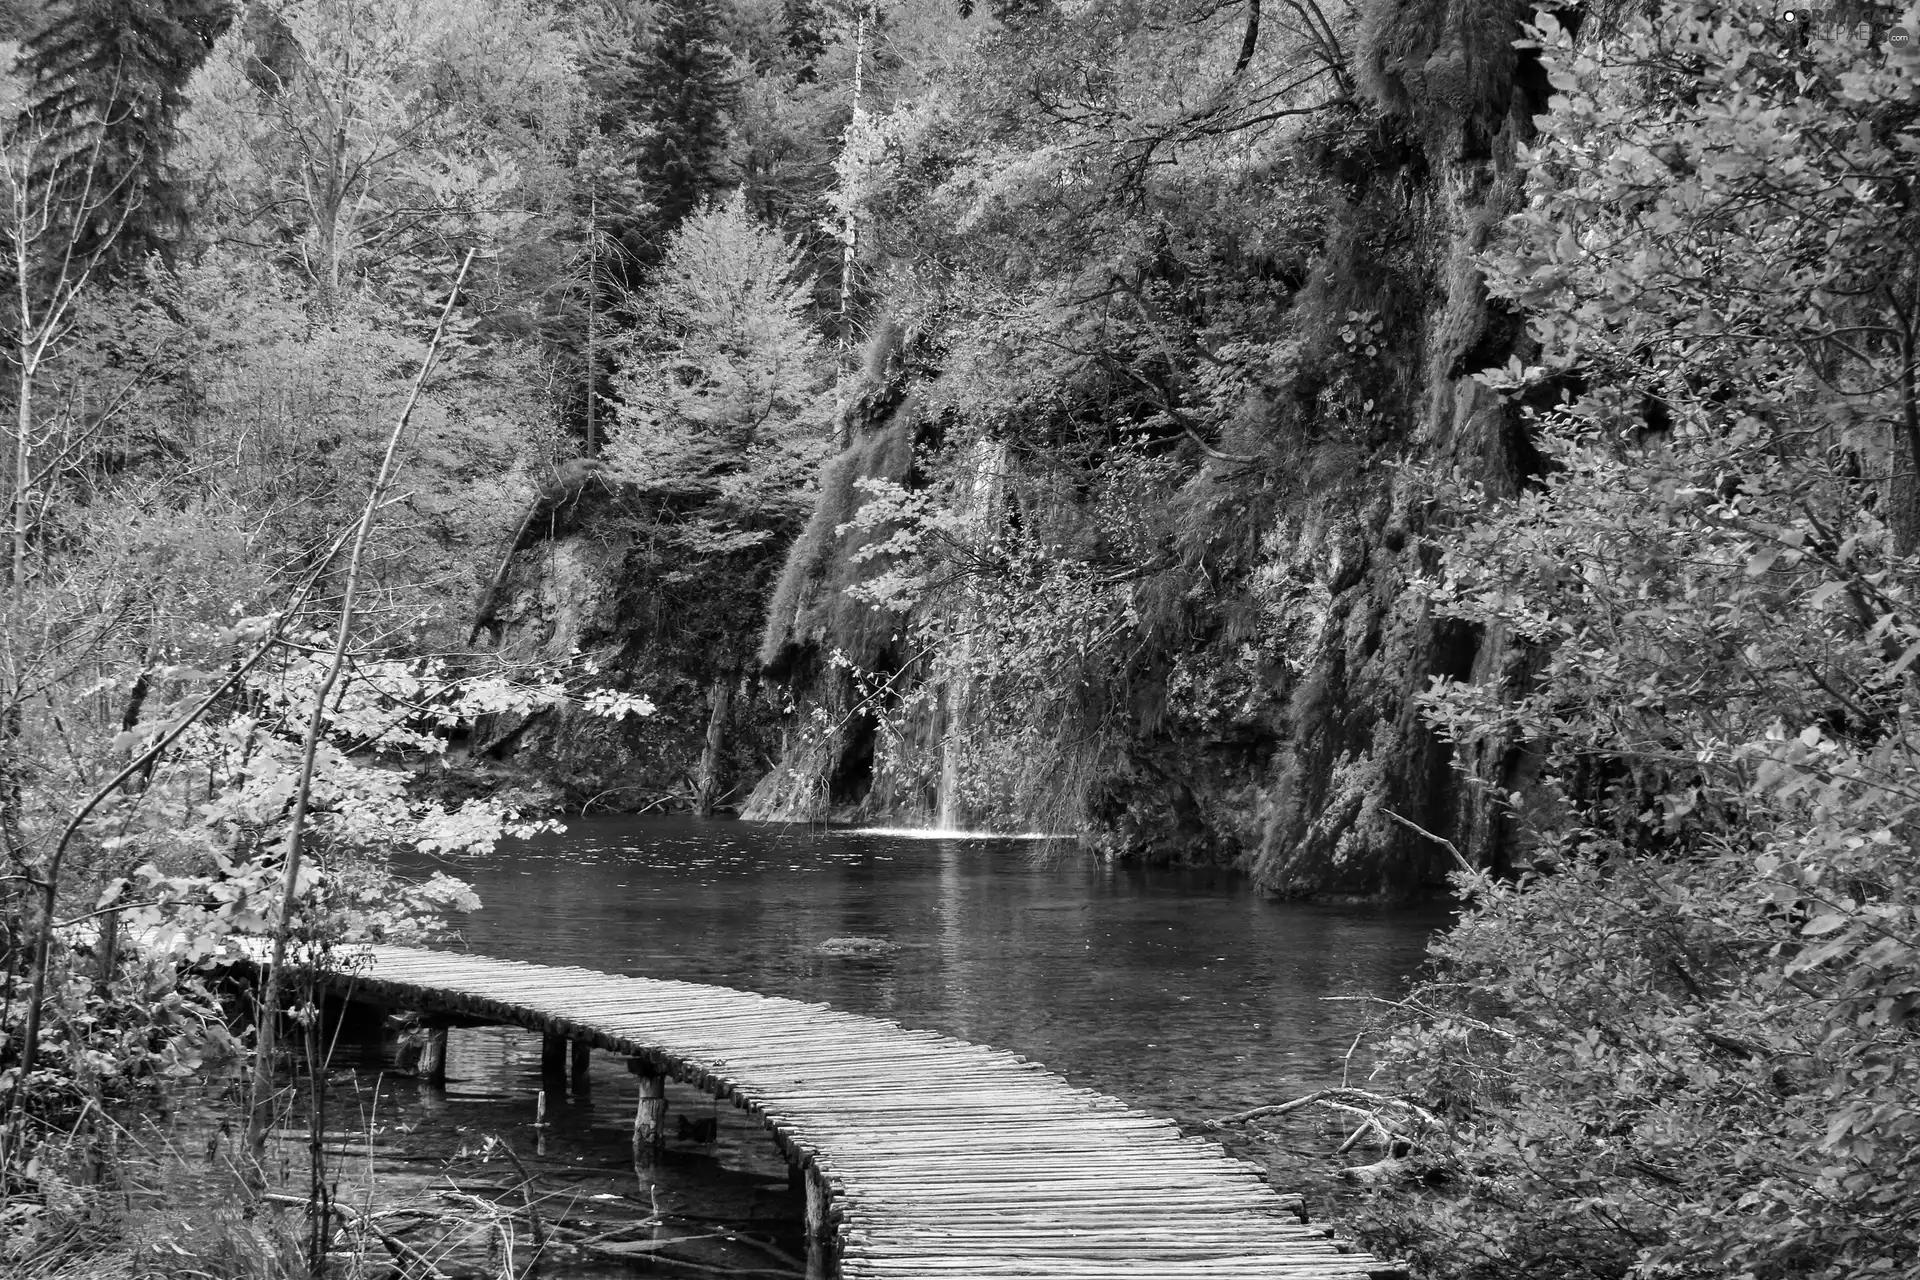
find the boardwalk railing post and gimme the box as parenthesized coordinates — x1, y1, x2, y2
(570, 1040, 590, 1096)
(627, 1057, 666, 1173)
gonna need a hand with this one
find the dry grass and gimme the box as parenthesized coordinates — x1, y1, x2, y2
(2, 1120, 307, 1280)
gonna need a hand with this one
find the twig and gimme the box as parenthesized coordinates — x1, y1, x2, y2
(1208, 1087, 1443, 1129)
(1381, 808, 1477, 877)
(704, 1227, 807, 1271)
(614, 1252, 804, 1278)
(495, 1138, 547, 1251)
(1334, 1109, 1401, 1156)
(1317, 994, 1516, 1040)
(263, 1192, 453, 1280)
(570, 1219, 667, 1249)
(1333, 1119, 1378, 1156)
(1339, 1027, 1365, 1088)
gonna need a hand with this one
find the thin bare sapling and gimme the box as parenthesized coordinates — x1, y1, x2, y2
(242, 250, 476, 1175)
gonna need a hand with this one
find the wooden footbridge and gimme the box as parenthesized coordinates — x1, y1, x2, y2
(322, 945, 1406, 1280)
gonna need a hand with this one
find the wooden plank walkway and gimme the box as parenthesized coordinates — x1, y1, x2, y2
(324, 944, 1406, 1280)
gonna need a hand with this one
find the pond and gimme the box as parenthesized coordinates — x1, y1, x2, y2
(152, 817, 1449, 1277)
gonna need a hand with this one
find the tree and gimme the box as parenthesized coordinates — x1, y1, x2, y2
(605, 190, 829, 809)
(593, 0, 737, 262)
(16, 0, 231, 274)
(608, 190, 830, 529)
(179, 0, 581, 322)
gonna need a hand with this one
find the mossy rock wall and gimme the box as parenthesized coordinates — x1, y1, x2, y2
(747, 0, 1556, 896)
(470, 483, 782, 813)
(1246, 1, 1548, 896)
(744, 411, 919, 823)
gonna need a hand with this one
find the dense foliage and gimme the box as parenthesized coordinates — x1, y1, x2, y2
(1359, 3, 1920, 1276)
(0, 0, 653, 1260)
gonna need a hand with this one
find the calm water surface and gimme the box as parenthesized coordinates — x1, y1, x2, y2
(420, 817, 1448, 1119)
(156, 817, 1446, 1277)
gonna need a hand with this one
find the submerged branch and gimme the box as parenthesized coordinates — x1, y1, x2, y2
(1208, 1086, 1446, 1130)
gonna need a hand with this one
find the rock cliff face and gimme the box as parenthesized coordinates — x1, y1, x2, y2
(466, 482, 780, 813)
(744, 406, 928, 824)
(1244, 0, 1553, 897)
(747, 0, 1555, 898)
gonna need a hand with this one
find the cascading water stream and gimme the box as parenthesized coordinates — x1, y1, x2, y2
(932, 438, 1008, 832)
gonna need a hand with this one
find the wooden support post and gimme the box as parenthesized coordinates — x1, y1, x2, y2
(570, 1040, 590, 1095)
(804, 1172, 829, 1240)
(541, 1032, 567, 1079)
(804, 1171, 831, 1280)
(628, 1057, 666, 1170)
(788, 1161, 806, 1194)
(421, 1026, 448, 1085)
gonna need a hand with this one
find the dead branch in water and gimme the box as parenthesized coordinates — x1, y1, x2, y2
(1207, 1086, 1444, 1131)
(264, 1191, 454, 1280)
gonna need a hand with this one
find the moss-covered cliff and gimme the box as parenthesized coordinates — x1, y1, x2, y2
(746, 0, 1557, 898)
(463, 476, 789, 813)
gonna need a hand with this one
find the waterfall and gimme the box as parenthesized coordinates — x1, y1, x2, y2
(936, 721, 962, 831)
(931, 439, 1007, 831)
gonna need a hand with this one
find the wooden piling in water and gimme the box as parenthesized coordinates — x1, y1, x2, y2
(570, 1039, 590, 1095)
(628, 1057, 666, 1170)
(805, 1171, 829, 1240)
(420, 1025, 448, 1085)
(540, 1031, 567, 1078)
(805, 1170, 832, 1279)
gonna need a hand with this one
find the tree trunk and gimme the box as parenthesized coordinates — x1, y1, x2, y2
(7, 330, 39, 1087)
(1896, 331, 1920, 555)
(309, 208, 342, 329)
(10, 347, 28, 602)
(695, 676, 731, 817)
(830, 7, 868, 453)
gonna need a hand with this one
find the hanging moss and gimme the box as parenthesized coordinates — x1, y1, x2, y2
(758, 414, 915, 675)
(1357, 0, 1534, 155)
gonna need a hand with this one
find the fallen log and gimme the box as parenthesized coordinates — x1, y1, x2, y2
(1338, 1154, 1417, 1186)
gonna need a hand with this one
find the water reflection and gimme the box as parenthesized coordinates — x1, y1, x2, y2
(397, 817, 1449, 1120)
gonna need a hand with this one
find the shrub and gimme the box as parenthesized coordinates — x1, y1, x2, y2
(1363, 2, 1920, 1275)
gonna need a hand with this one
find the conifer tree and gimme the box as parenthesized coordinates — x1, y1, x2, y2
(596, 0, 735, 262)
(782, 0, 826, 71)
(17, 0, 231, 274)
(0, 1, 40, 39)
